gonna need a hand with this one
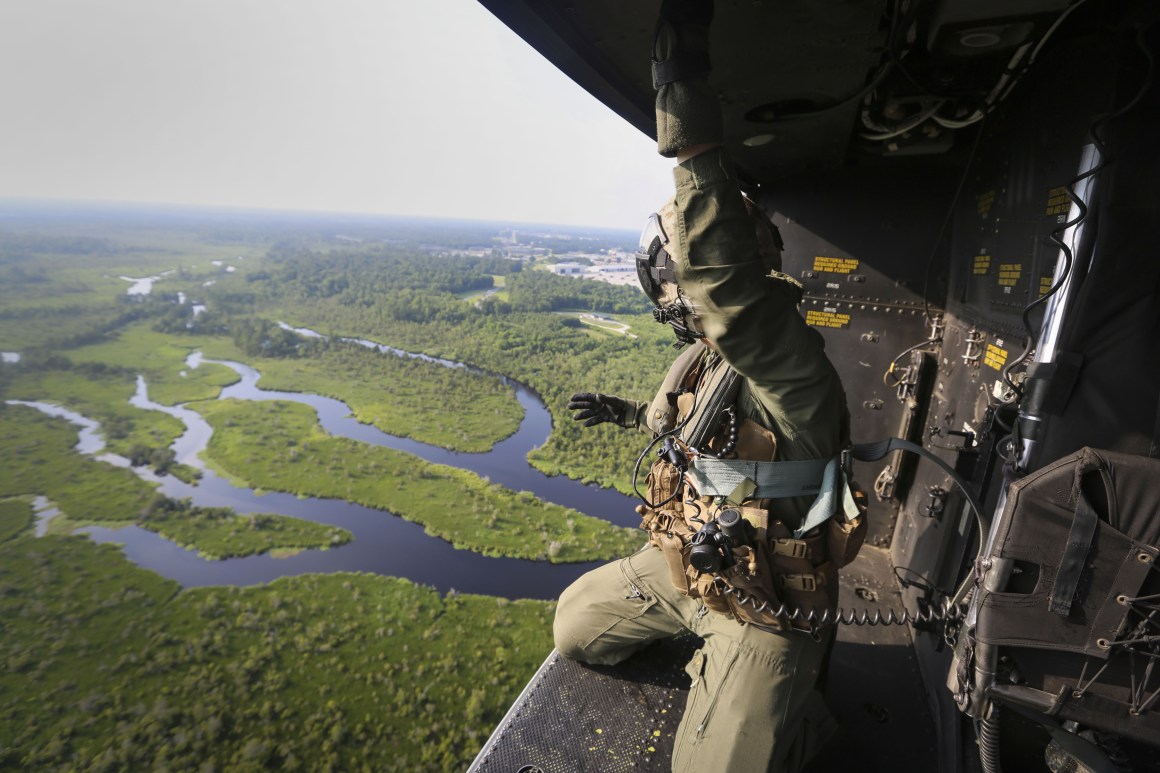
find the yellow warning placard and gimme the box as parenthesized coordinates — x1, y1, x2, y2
(812, 256, 860, 274)
(973, 254, 991, 276)
(998, 263, 1022, 287)
(1039, 275, 1054, 296)
(806, 309, 851, 329)
(1045, 186, 1070, 216)
(977, 190, 995, 218)
(984, 343, 1008, 371)
(984, 343, 1008, 370)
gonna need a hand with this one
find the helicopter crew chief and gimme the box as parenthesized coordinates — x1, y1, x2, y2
(553, 1, 864, 770)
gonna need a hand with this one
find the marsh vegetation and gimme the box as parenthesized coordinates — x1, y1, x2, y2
(0, 206, 660, 769)
(0, 534, 553, 771)
(137, 497, 353, 560)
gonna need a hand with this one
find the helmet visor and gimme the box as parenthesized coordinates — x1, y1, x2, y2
(635, 212, 675, 306)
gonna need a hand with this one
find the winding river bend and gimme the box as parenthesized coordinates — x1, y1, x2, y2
(14, 336, 642, 600)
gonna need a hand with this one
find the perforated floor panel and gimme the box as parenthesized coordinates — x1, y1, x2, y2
(469, 636, 698, 772)
(469, 547, 938, 773)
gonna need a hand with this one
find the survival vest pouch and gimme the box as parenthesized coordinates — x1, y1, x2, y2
(639, 475, 867, 634)
(972, 447, 1160, 743)
(639, 446, 868, 633)
(827, 483, 869, 569)
(637, 351, 869, 632)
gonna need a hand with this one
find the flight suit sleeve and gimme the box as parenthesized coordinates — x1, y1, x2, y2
(672, 149, 848, 461)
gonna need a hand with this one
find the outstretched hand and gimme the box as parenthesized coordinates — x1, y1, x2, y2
(568, 392, 638, 429)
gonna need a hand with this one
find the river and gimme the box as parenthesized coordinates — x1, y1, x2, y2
(11, 337, 641, 600)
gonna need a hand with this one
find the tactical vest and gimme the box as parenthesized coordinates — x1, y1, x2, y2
(637, 344, 867, 633)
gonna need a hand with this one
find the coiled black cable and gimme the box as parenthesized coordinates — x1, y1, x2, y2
(718, 584, 969, 628)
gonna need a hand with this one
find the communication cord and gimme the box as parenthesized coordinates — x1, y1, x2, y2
(631, 356, 714, 509)
(716, 437, 987, 628)
(718, 585, 969, 629)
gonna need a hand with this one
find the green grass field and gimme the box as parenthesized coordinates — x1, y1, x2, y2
(64, 324, 240, 406)
(211, 338, 524, 454)
(0, 498, 34, 542)
(0, 404, 158, 525)
(138, 503, 353, 560)
(0, 534, 553, 771)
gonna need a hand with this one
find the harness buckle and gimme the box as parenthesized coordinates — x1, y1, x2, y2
(772, 538, 811, 560)
(779, 573, 819, 592)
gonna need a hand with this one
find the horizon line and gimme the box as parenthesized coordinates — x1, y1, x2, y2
(0, 195, 638, 235)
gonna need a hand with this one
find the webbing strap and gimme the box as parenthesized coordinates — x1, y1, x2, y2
(687, 456, 830, 500)
(687, 455, 859, 539)
(688, 437, 985, 540)
(1050, 459, 1102, 616)
(1051, 491, 1098, 615)
(795, 457, 860, 538)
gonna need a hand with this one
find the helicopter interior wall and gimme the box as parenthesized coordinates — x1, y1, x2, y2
(891, 24, 1159, 768)
(757, 161, 961, 302)
(748, 157, 996, 767)
(1026, 35, 1160, 469)
(752, 28, 1155, 767)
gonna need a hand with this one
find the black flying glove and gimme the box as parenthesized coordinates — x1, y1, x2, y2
(653, 0, 722, 157)
(568, 393, 643, 429)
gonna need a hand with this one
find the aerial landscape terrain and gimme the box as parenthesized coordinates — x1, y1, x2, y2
(0, 201, 672, 770)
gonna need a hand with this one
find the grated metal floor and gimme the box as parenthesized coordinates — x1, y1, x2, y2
(468, 547, 938, 773)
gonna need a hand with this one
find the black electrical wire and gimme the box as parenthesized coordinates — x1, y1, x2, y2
(882, 336, 940, 388)
(893, 565, 938, 594)
(718, 583, 971, 629)
(630, 354, 715, 509)
(883, 0, 967, 102)
(780, 61, 896, 120)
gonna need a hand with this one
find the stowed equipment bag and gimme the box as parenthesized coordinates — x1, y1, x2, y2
(973, 447, 1160, 742)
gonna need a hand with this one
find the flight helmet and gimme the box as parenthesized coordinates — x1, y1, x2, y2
(636, 195, 783, 347)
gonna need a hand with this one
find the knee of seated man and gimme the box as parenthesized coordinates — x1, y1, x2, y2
(552, 560, 640, 663)
(553, 612, 590, 662)
(553, 574, 604, 661)
(553, 608, 643, 667)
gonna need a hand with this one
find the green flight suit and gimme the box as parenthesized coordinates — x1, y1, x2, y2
(673, 148, 848, 487)
(553, 147, 850, 772)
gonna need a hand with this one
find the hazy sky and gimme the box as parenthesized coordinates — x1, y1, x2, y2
(0, 0, 674, 229)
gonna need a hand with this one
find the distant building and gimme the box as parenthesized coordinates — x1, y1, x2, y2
(550, 262, 586, 276)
